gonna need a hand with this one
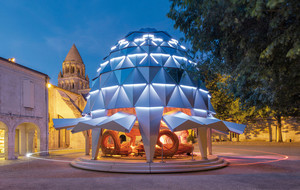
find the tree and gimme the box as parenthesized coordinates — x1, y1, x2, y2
(168, 0, 300, 142)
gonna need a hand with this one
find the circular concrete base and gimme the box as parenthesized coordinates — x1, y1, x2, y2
(70, 155, 228, 173)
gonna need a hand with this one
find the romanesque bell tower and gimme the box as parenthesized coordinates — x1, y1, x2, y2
(58, 44, 89, 94)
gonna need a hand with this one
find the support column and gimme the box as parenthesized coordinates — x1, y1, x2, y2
(91, 128, 102, 160)
(84, 130, 91, 155)
(207, 128, 212, 155)
(19, 127, 26, 156)
(197, 127, 207, 160)
(135, 107, 164, 163)
(7, 131, 16, 160)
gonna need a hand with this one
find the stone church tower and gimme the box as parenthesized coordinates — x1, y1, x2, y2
(58, 44, 89, 94)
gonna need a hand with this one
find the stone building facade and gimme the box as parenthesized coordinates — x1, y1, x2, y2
(0, 57, 49, 159)
(48, 44, 90, 150)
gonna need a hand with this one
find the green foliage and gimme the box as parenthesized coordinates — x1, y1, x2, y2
(168, 0, 300, 120)
(187, 132, 196, 144)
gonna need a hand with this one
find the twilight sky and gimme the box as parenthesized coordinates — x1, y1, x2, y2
(0, 0, 186, 85)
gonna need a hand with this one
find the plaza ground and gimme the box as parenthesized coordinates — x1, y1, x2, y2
(0, 142, 300, 190)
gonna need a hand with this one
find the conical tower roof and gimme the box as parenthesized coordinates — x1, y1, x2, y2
(64, 44, 83, 63)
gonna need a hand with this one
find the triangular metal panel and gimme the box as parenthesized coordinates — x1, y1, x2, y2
(151, 84, 166, 106)
(117, 56, 135, 70)
(149, 67, 161, 82)
(194, 90, 208, 110)
(163, 112, 205, 132)
(89, 92, 98, 110)
(222, 121, 246, 134)
(120, 68, 134, 84)
(140, 46, 149, 53)
(101, 61, 112, 73)
(127, 54, 137, 65)
(176, 50, 185, 57)
(160, 41, 169, 47)
(122, 85, 134, 105)
(71, 116, 108, 133)
(167, 86, 184, 108)
(163, 113, 189, 132)
(115, 87, 133, 108)
(164, 67, 181, 83)
(149, 46, 163, 54)
(191, 108, 208, 117)
(126, 46, 146, 55)
(92, 90, 105, 110)
(135, 54, 148, 65)
(133, 84, 147, 105)
(138, 55, 151, 67)
(123, 68, 147, 84)
(107, 87, 120, 109)
(152, 67, 176, 84)
(161, 46, 177, 55)
(137, 67, 150, 83)
(111, 114, 136, 132)
(53, 116, 91, 129)
(102, 85, 119, 108)
(90, 77, 100, 92)
(165, 84, 176, 104)
(161, 54, 170, 66)
(149, 85, 164, 106)
(110, 56, 125, 70)
(114, 70, 122, 85)
(135, 85, 150, 107)
(180, 72, 195, 86)
(129, 42, 138, 47)
(178, 87, 192, 108)
(150, 54, 163, 66)
(99, 72, 110, 88)
(93, 112, 136, 133)
(164, 56, 181, 68)
(179, 85, 196, 107)
(102, 71, 120, 87)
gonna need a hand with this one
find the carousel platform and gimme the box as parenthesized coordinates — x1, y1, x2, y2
(70, 155, 228, 173)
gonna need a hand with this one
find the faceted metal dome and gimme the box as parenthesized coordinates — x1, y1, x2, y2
(85, 28, 213, 113)
(53, 29, 246, 163)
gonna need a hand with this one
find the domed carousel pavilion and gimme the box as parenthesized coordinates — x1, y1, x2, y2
(53, 28, 246, 173)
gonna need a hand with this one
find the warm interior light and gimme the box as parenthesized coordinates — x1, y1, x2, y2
(8, 58, 15, 62)
(0, 129, 4, 154)
(160, 136, 165, 144)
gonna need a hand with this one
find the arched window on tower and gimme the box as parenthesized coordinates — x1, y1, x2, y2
(65, 65, 69, 73)
(77, 67, 80, 76)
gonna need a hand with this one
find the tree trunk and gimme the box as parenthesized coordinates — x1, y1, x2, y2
(268, 121, 272, 142)
(276, 116, 283, 142)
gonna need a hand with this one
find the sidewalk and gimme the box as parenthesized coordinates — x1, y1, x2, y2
(212, 141, 300, 146)
(0, 156, 30, 166)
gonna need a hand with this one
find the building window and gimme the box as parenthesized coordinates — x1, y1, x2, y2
(23, 80, 34, 108)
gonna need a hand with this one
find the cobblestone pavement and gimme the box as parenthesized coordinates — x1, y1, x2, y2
(0, 143, 299, 190)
